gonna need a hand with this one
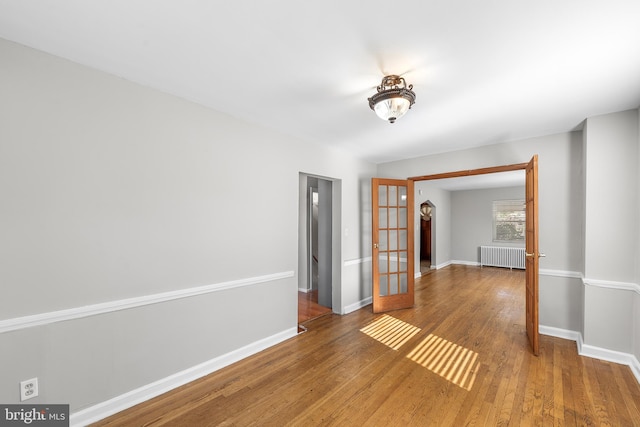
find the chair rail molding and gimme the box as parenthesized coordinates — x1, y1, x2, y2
(582, 277, 640, 295)
(0, 271, 295, 334)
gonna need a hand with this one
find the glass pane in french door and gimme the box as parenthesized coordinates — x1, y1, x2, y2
(377, 182, 409, 298)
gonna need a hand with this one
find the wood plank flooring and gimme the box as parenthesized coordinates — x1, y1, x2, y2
(93, 265, 640, 426)
(298, 289, 332, 324)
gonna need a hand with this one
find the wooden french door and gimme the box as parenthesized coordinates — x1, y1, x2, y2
(371, 178, 414, 313)
(525, 155, 540, 356)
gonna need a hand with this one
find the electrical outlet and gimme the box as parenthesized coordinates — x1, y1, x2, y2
(20, 378, 38, 401)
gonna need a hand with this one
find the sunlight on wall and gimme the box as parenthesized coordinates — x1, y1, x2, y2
(359, 314, 421, 350)
(406, 334, 479, 391)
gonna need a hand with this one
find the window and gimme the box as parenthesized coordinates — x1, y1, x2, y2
(493, 200, 525, 242)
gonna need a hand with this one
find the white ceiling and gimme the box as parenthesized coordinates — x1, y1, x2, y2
(1, 0, 639, 166)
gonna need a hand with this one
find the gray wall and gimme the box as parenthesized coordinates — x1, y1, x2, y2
(0, 38, 376, 412)
(637, 109, 640, 362)
(415, 183, 451, 269)
(450, 186, 525, 263)
(582, 110, 639, 353)
(584, 110, 638, 282)
(635, 290, 640, 361)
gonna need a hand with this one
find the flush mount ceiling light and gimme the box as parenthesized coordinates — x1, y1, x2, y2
(368, 75, 416, 123)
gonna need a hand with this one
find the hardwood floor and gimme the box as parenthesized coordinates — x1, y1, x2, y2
(93, 265, 640, 426)
(419, 259, 432, 275)
(298, 289, 332, 324)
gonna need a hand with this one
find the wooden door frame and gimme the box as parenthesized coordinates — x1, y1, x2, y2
(408, 162, 528, 182)
(408, 160, 537, 354)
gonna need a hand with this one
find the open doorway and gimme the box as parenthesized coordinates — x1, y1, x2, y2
(419, 201, 434, 274)
(408, 159, 539, 354)
(298, 173, 341, 324)
(306, 177, 331, 307)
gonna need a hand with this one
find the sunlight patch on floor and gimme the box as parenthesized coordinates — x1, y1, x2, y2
(360, 314, 421, 350)
(406, 334, 479, 391)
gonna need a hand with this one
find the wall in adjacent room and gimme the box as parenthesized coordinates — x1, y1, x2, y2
(414, 182, 451, 269)
(450, 186, 525, 264)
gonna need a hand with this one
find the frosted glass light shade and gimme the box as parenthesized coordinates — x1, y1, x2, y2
(373, 97, 411, 123)
(368, 75, 416, 124)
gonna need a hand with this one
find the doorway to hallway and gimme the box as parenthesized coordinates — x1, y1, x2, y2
(298, 290, 332, 323)
(419, 201, 434, 275)
(298, 173, 342, 324)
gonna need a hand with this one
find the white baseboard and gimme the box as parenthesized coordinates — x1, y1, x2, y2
(432, 263, 583, 279)
(540, 325, 640, 385)
(344, 297, 372, 314)
(415, 261, 474, 278)
(435, 261, 452, 270)
(452, 260, 480, 267)
(580, 344, 640, 381)
(631, 356, 640, 384)
(539, 325, 583, 345)
(70, 327, 298, 427)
